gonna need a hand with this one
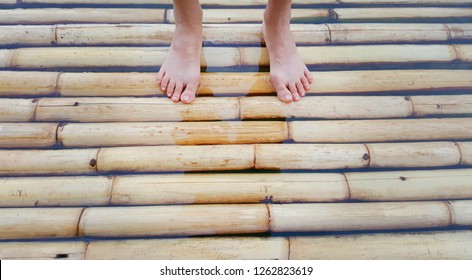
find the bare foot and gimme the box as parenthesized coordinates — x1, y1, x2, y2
(157, 25, 202, 104)
(262, 13, 313, 103)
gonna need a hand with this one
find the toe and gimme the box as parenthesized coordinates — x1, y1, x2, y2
(301, 76, 310, 91)
(181, 81, 198, 104)
(277, 88, 293, 103)
(166, 81, 176, 97)
(174, 82, 184, 99)
(296, 81, 306, 97)
(304, 70, 313, 84)
(157, 69, 165, 84)
(161, 74, 170, 94)
(289, 83, 301, 102)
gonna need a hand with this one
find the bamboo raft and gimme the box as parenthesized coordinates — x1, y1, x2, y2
(1, 0, 472, 260)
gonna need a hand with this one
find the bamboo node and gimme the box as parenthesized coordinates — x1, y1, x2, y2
(89, 159, 97, 168)
(363, 153, 370, 161)
(404, 96, 411, 102)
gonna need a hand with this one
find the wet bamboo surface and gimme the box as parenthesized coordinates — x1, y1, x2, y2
(1, 0, 472, 260)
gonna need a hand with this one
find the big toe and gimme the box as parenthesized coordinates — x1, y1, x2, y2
(277, 88, 294, 103)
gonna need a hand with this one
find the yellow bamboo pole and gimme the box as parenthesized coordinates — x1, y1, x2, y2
(0, 71, 58, 96)
(458, 142, 472, 165)
(0, 99, 36, 122)
(290, 231, 472, 260)
(10, 47, 241, 68)
(367, 142, 462, 168)
(7, 45, 463, 69)
(4, 70, 472, 97)
(97, 145, 254, 173)
(0, 25, 56, 46)
(0, 123, 58, 148)
(35, 97, 240, 122)
(56, 24, 174, 46)
(449, 200, 472, 226)
(0, 149, 99, 176)
(0, 176, 113, 207)
(79, 205, 269, 237)
(269, 202, 450, 232)
(167, 9, 330, 24)
(346, 169, 472, 201)
(255, 144, 370, 170)
(241, 45, 457, 66)
(290, 118, 472, 143)
(58, 122, 287, 147)
(111, 173, 349, 205)
(0, 9, 166, 24)
(334, 8, 472, 22)
(19, 0, 472, 5)
(86, 237, 288, 260)
(411, 95, 472, 116)
(0, 242, 86, 260)
(240, 96, 413, 119)
(241, 96, 413, 119)
(327, 23, 449, 44)
(58, 72, 160, 97)
(0, 208, 83, 239)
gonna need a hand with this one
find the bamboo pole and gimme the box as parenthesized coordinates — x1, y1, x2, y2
(328, 23, 449, 44)
(454, 44, 472, 62)
(411, 95, 472, 116)
(367, 142, 462, 168)
(57, 72, 160, 97)
(35, 97, 240, 122)
(97, 145, 254, 173)
(0, 0, 16, 4)
(111, 173, 349, 205)
(333, 8, 472, 22)
(10, 47, 241, 68)
(86, 237, 288, 260)
(449, 200, 472, 226)
(0, 242, 86, 260)
(448, 24, 472, 40)
(0, 71, 58, 96)
(0, 50, 13, 68)
(241, 96, 414, 119)
(0, 99, 36, 122)
(290, 231, 472, 260)
(18, 0, 472, 5)
(241, 45, 456, 66)
(269, 202, 450, 233)
(0, 123, 58, 148)
(4, 70, 472, 97)
(167, 9, 330, 24)
(79, 205, 269, 237)
(0, 149, 99, 176)
(58, 122, 287, 147)
(255, 144, 370, 170)
(56, 24, 174, 46)
(0, 176, 113, 207)
(346, 169, 472, 201)
(458, 142, 472, 165)
(7, 45, 462, 69)
(0, 208, 83, 239)
(0, 25, 56, 46)
(290, 118, 472, 143)
(0, 9, 166, 24)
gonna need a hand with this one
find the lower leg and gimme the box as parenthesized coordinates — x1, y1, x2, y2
(157, 0, 202, 103)
(263, 0, 313, 103)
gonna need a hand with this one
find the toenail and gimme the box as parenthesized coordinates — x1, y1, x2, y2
(182, 95, 189, 101)
(285, 95, 292, 101)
